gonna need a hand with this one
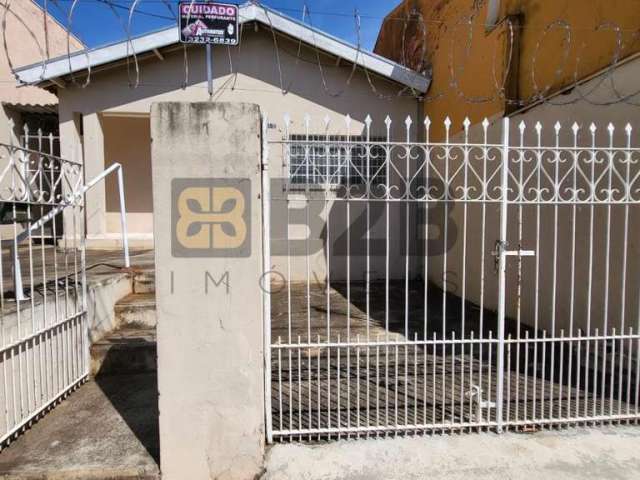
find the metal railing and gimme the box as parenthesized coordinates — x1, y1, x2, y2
(0, 140, 129, 445)
(263, 114, 640, 441)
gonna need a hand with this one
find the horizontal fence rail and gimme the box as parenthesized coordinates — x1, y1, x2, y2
(0, 141, 88, 446)
(263, 114, 640, 441)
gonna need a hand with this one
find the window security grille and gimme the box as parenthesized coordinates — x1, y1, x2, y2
(288, 135, 386, 187)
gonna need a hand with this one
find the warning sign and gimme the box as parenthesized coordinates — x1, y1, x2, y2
(179, 2, 239, 45)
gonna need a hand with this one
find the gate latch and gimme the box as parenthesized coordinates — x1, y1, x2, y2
(465, 385, 497, 422)
(492, 241, 536, 272)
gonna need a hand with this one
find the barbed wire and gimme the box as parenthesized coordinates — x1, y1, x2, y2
(1, 0, 640, 109)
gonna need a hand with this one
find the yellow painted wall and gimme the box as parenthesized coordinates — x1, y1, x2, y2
(375, 0, 640, 139)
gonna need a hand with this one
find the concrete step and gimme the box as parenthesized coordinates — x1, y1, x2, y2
(133, 271, 155, 294)
(91, 326, 157, 377)
(115, 292, 156, 328)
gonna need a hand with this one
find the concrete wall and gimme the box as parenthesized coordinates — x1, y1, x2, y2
(424, 56, 640, 335)
(152, 102, 265, 480)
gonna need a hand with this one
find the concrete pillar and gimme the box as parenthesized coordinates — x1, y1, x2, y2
(81, 112, 107, 239)
(59, 111, 84, 245)
(151, 102, 265, 480)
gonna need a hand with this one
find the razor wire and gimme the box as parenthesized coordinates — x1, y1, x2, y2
(2, 0, 640, 108)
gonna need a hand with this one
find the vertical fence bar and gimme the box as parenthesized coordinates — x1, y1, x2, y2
(601, 124, 615, 420)
(495, 117, 510, 433)
(567, 123, 579, 421)
(548, 122, 562, 422)
(261, 116, 273, 443)
(364, 116, 372, 437)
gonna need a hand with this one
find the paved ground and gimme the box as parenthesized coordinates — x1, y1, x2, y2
(0, 373, 159, 480)
(264, 426, 640, 480)
(270, 282, 635, 438)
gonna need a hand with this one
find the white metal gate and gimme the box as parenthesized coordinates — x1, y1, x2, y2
(0, 133, 128, 447)
(262, 114, 640, 441)
(0, 138, 88, 445)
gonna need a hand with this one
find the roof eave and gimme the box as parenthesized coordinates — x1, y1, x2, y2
(14, 3, 429, 94)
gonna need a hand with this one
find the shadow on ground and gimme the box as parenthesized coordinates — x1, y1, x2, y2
(95, 370, 160, 465)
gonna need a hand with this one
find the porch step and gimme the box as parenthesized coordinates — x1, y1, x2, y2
(133, 271, 156, 294)
(115, 292, 156, 328)
(91, 325, 157, 377)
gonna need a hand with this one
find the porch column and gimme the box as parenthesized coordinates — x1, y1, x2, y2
(81, 112, 107, 239)
(59, 111, 87, 245)
(151, 102, 265, 480)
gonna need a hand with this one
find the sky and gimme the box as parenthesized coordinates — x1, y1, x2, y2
(34, 0, 397, 51)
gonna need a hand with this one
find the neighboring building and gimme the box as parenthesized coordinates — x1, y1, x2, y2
(0, 0, 82, 151)
(375, 0, 640, 336)
(13, 3, 429, 251)
(374, 0, 640, 139)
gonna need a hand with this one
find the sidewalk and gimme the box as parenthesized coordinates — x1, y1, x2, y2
(265, 426, 640, 480)
(0, 374, 159, 480)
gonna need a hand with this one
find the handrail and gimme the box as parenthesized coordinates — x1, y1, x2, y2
(11, 162, 130, 300)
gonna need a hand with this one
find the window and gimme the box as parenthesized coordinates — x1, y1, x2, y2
(288, 135, 386, 187)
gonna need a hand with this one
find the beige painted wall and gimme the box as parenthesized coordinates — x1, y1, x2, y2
(103, 115, 153, 234)
(0, 0, 82, 106)
(56, 27, 420, 280)
(0, 0, 82, 146)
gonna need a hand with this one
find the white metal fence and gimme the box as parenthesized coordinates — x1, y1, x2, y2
(0, 141, 87, 445)
(0, 133, 130, 446)
(263, 114, 640, 441)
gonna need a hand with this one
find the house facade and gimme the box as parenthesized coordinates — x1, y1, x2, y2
(14, 3, 429, 263)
